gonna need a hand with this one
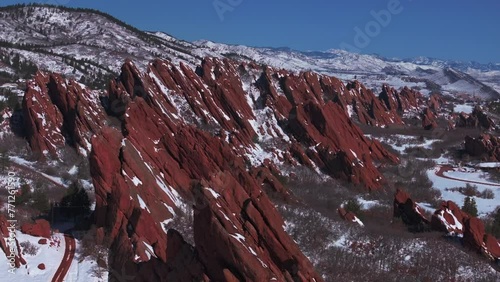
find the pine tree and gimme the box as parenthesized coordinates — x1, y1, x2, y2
(32, 187, 50, 213)
(462, 196, 478, 217)
(61, 181, 91, 216)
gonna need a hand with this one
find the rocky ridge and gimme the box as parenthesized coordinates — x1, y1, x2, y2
(394, 190, 500, 262)
(19, 55, 465, 280)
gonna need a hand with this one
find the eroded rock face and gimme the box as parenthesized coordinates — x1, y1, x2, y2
(393, 189, 429, 226)
(456, 106, 495, 130)
(379, 85, 422, 113)
(23, 72, 106, 158)
(421, 108, 438, 130)
(24, 57, 410, 281)
(90, 58, 330, 280)
(430, 201, 469, 235)
(20, 219, 51, 238)
(464, 134, 500, 161)
(427, 93, 442, 112)
(338, 208, 364, 227)
(194, 175, 322, 281)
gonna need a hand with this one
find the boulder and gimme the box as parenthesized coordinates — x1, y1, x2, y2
(338, 208, 364, 227)
(430, 201, 469, 235)
(393, 189, 429, 226)
(37, 263, 45, 270)
(20, 219, 51, 238)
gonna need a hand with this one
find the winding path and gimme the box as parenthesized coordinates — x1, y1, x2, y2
(8, 160, 67, 189)
(52, 235, 76, 282)
(435, 165, 500, 187)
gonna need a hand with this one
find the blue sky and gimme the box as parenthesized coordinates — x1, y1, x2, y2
(3, 0, 500, 63)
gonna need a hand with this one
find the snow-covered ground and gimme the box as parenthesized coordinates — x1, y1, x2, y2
(366, 134, 440, 154)
(0, 232, 64, 281)
(0, 232, 107, 282)
(65, 240, 108, 282)
(453, 104, 474, 114)
(427, 166, 500, 216)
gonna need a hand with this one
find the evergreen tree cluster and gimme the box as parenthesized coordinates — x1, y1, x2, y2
(462, 196, 478, 217)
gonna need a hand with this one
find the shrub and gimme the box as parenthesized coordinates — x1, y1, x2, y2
(462, 184, 479, 197)
(462, 196, 478, 217)
(479, 188, 495, 199)
(31, 187, 50, 214)
(0, 152, 9, 172)
(20, 241, 39, 256)
(16, 183, 31, 205)
(344, 198, 362, 215)
(60, 181, 91, 217)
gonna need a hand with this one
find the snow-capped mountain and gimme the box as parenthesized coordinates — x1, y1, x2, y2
(0, 4, 498, 99)
(194, 40, 500, 99)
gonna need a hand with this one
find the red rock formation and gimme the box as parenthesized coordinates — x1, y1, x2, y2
(38, 238, 47, 245)
(38, 263, 45, 270)
(20, 219, 51, 238)
(23, 71, 106, 158)
(342, 81, 402, 126)
(464, 134, 500, 161)
(379, 85, 423, 113)
(23, 57, 411, 280)
(427, 201, 500, 261)
(430, 201, 469, 235)
(463, 216, 486, 251)
(194, 174, 322, 281)
(89, 57, 336, 280)
(456, 106, 495, 130)
(427, 93, 442, 112)
(421, 108, 438, 130)
(338, 208, 364, 227)
(393, 189, 429, 226)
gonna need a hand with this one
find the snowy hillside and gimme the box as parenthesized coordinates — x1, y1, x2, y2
(195, 40, 500, 99)
(0, 4, 498, 99)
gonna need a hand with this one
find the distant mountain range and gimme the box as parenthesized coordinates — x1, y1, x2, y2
(0, 4, 498, 99)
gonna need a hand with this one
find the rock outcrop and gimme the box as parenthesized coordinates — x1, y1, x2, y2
(464, 134, 500, 161)
(90, 58, 338, 281)
(430, 201, 469, 236)
(338, 208, 364, 227)
(379, 85, 422, 113)
(23, 57, 413, 281)
(23, 72, 106, 158)
(427, 93, 442, 112)
(20, 219, 51, 238)
(393, 189, 429, 227)
(456, 106, 495, 130)
(463, 217, 500, 261)
(421, 107, 438, 130)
